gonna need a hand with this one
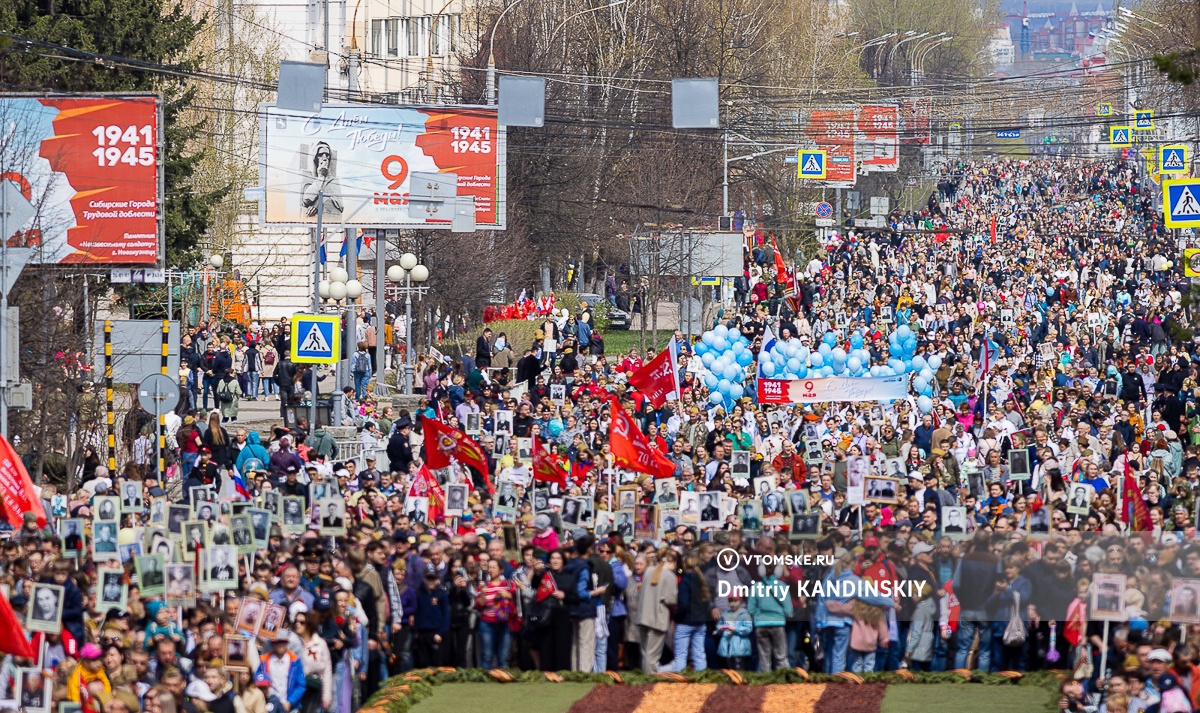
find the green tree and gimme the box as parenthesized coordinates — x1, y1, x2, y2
(0, 0, 226, 266)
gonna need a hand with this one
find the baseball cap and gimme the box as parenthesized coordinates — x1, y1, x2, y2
(863, 536, 880, 548)
(1148, 648, 1172, 663)
(911, 542, 935, 556)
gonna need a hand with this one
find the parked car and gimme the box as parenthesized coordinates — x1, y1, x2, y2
(576, 292, 629, 330)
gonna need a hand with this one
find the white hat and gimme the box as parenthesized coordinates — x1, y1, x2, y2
(288, 601, 309, 622)
(911, 542, 934, 556)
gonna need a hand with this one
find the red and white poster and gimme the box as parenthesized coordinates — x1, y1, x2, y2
(858, 105, 899, 172)
(900, 98, 933, 145)
(263, 105, 507, 228)
(807, 109, 856, 186)
(1, 96, 161, 264)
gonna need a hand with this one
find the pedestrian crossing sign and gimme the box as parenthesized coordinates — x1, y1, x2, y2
(1134, 110, 1155, 130)
(1160, 145, 1189, 174)
(1110, 126, 1131, 147)
(291, 313, 341, 364)
(1164, 179, 1200, 228)
(797, 150, 826, 179)
(1097, 103, 1112, 117)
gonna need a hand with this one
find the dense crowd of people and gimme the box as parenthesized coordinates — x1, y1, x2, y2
(7, 156, 1200, 713)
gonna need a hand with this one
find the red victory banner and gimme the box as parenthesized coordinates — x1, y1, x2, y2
(627, 339, 679, 408)
(606, 395, 675, 478)
(423, 418, 492, 492)
(531, 439, 567, 489)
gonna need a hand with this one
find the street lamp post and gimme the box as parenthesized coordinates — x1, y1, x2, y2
(486, 0, 532, 105)
(388, 253, 430, 395)
(315, 268, 360, 426)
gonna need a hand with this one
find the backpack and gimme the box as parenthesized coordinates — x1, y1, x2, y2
(216, 380, 234, 404)
(264, 350, 276, 366)
(352, 351, 370, 375)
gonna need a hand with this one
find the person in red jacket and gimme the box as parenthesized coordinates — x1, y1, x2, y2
(772, 440, 808, 486)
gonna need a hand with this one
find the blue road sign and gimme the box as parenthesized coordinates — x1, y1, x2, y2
(797, 150, 826, 179)
(290, 313, 341, 364)
(995, 130, 1021, 139)
(1160, 145, 1189, 174)
(815, 202, 833, 218)
(1164, 179, 1200, 229)
(1134, 110, 1154, 130)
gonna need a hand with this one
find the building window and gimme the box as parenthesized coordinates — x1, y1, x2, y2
(386, 18, 399, 56)
(370, 19, 383, 57)
(406, 17, 420, 56)
(429, 16, 441, 56)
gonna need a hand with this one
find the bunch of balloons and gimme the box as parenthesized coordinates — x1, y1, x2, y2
(692, 325, 754, 406)
(752, 325, 944, 413)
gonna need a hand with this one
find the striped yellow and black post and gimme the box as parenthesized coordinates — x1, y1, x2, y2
(159, 319, 169, 482)
(104, 319, 115, 472)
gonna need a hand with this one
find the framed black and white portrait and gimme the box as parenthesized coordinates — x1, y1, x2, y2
(27, 583, 64, 633)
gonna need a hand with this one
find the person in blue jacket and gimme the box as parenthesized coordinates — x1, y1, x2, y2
(235, 430, 271, 473)
(256, 633, 306, 712)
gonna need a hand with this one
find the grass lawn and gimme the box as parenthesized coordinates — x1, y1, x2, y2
(603, 330, 675, 354)
(412, 682, 597, 713)
(880, 683, 1053, 713)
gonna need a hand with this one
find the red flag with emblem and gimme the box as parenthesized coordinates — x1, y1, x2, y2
(531, 439, 567, 489)
(605, 394, 676, 478)
(423, 418, 493, 493)
(627, 339, 679, 408)
(407, 465, 446, 523)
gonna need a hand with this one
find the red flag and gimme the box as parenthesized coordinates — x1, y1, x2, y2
(531, 439, 566, 489)
(0, 589, 36, 658)
(0, 434, 45, 529)
(423, 418, 493, 493)
(605, 394, 675, 478)
(1120, 454, 1151, 531)
(627, 340, 679, 408)
(772, 230, 792, 280)
(407, 465, 445, 523)
(989, 216, 998, 244)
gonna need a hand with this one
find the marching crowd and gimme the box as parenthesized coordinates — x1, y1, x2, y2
(7, 155, 1200, 713)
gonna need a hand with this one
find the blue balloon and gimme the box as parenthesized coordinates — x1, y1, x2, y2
(810, 352, 824, 368)
(694, 342, 708, 356)
(911, 355, 927, 371)
(832, 347, 847, 363)
(547, 419, 564, 437)
(919, 384, 933, 397)
(818, 343, 832, 358)
(702, 331, 714, 345)
(928, 355, 942, 370)
(821, 366, 834, 377)
(726, 364, 742, 381)
(732, 341, 745, 355)
(702, 352, 715, 368)
(914, 376, 929, 392)
(713, 336, 728, 352)
(795, 365, 808, 378)
(850, 334, 864, 350)
(704, 373, 718, 389)
(762, 361, 776, 377)
(897, 325, 912, 339)
(917, 395, 933, 413)
(919, 368, 934, 382)
(714, 324, 728, 338)
(797, 347, 810, 362)
(710, 391, 724, 404)
(847, 356, 862, 373)
(737, 350, 753, 367)
(823, 332, 837, 346)
(729, 383, 744, 400)
(787, 357, 802, 373)
(870, 366, 881, 377)
(773, 351, 786, 366)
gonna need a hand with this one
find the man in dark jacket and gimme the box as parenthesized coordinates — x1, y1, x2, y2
(475, 328, 493, 369)
(565, 535, 601, 670)
(413, 569, 450, 667)
(952, 532, 999, 670)
(388, 417, 414, 474)
(274, 355, 298, 426)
